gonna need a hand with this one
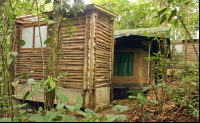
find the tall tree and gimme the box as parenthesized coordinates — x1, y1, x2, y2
(159, 0, 168, 82)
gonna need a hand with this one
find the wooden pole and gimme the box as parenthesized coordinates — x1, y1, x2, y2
(89, 11, 95, 109)
(82, 14, 87, 108)
(111, 19, 115, 101)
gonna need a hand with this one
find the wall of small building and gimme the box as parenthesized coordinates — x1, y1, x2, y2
(173, 40, 199, 62)
(182, 41, 199, 62)
(14, 10, 114, 109)
(14, 14, 87, 107)
(113, 39, 153, 89)
(113, 48, 142, 88)
(140, 40, 153, 87)
(167, 40, 199, 76)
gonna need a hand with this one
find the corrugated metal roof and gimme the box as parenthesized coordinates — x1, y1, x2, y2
(114, 27, 171, 39)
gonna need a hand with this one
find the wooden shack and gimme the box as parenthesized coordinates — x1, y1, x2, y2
(174, 39, 199, 62)
(167, 39, 199, 76)
(13, 4, 117, 109)
(113, 27, 170, 95)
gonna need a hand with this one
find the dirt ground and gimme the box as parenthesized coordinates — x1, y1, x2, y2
(72, 83, 199, 122)
(0, 80, 198, 122)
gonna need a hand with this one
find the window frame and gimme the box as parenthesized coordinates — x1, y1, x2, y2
(174, 43, 183, 53)
(19, 23, 48, 50)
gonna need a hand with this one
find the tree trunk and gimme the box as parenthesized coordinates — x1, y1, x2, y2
(160, 0, 168, 113)
(45, 0, 63, 111)
(160, 0, 168, 82)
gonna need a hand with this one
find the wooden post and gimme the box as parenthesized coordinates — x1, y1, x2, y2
(111, 19, 115, 101)
(89, 11, 95, 109)
(82, 15, 88, 108)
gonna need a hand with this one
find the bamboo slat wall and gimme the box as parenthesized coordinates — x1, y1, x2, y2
(16, 15, 87, 90)
(182, 42, 199, 62)
(59, 15, 86, 89)
(167, 40, 199, 70)
(16, 49, 48, 83)
(94, 12, 112, 88)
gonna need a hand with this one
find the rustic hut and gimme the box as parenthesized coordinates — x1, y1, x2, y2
(167, 39, 199, 76)
(113, 27, 170, 98)
(13, 4, 117, 109)
(174, 39, 199, 62)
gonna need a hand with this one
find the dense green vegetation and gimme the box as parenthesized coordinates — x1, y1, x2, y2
(0, 0, 199, 122)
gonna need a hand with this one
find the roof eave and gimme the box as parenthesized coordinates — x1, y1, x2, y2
(86, 4, 118, 18)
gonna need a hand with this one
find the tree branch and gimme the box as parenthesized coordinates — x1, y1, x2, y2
(177, 15, 199, 60)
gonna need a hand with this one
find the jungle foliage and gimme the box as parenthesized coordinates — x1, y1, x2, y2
(0, 0, 199, 122)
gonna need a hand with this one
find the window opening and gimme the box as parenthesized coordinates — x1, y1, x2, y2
(21, 25, 47, 49)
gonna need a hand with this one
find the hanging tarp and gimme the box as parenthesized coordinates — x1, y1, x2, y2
(114, 27, 171, 39)
(114, 52, 134, 76)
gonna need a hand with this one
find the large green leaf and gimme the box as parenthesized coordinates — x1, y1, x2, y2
(13, 103, 27, 109)
(158, 8, 168, 17)
(74, 94, 83, 110)
(49, 79, 56, 89)
(84, 113, 92, 122)
(69, 26, 77, 30)
(15, 74, 22, 78)
(43, 18, 50, 22)
(84, 108, 95, 115)
(67, 19, 72, 25)
(44, 78, 50, 85)
(75, 110, 86, 116)
(60, 53, 64, 59)
(48, 20, 55, 24)
(11, 80, 19, 87)
(55, 88, 68, 103)
(27, 78, 35, 85)
(65, 105, 75, 112)
(62, 115, 76, 122)
(26, 91, 36, 99)
(118, 115, 127, 121)
(126, 90, 143, 93)
(104, 115, 118, 122)
(33, 84, 41, 92)
(0, 118, 11, 122)
(44, 38, 51, 44)
(19, 110, 26, 114)
(47, 111, 61, 122)
(56, 103, 65, 110)
(23, 91, 30, 102)
(26, 84, 41, 99)
(128, 95, 137, 101)
(168, 9, 177, 22)
(185, 2, 190, 5)
(113, 105, 129, 112)
(7, 12, 14, 19)
(44, 0, 51, 4)
(18, 40, 25, 46)
(160, 14, 167, 25)
(29, 114, 47, 122)
(73, 11, 77, 17)
(137, 93, 147, 105)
